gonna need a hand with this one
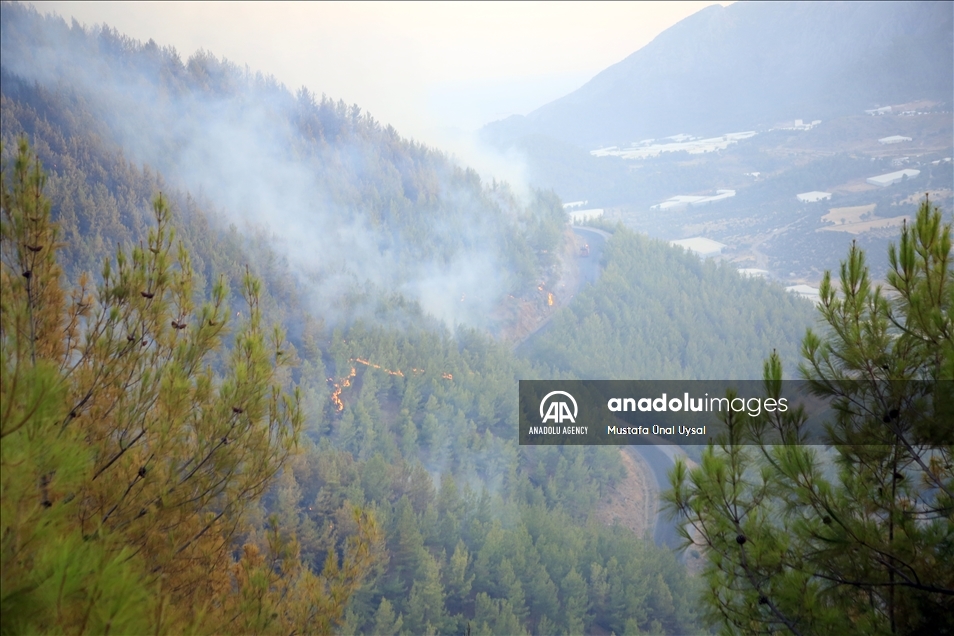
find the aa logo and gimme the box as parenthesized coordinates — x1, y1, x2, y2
(539, 391, 578, 424)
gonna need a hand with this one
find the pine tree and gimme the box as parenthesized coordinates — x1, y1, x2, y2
(404, 552, 446, 635)
(371, 597, 403, 636)
(2, 138, 157, 634)
(0, 139, 380, 634)
(665, 196, 954, 634)
(390, 495, 426, 595)
(444, 540, 474, 613)
(561, 566, 590, 635)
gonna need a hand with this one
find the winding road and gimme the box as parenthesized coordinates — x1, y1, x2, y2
(523, 225, 684, 552)
(514, 226, 610, 354)
(572, 226, 610, 285)
(626, 443, 683, 549)
(576, 227, 683, 551)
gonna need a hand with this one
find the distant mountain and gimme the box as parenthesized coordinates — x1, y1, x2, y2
(483, 1, 953, 149)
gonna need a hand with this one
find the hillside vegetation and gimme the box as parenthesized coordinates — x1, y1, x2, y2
(0, 139, 699, 634)
(0, 4, 849, 634)
(0, 2, 566, 331)
(524, 227, 818, 380)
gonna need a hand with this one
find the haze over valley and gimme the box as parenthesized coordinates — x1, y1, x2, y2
(484, 1, 952, 289)
(2, 2, 951, 634)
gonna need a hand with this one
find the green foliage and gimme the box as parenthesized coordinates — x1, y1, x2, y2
(272, 247, 709, 634)
(275, 404, 699, 635)
(371, 597, 403, 636)
(0, 141, 379, 634)
(0, 2, 568, 329)
(526, 227, 817, 380)
(0, 8, 808, 633)
(665, 197, 954, 634)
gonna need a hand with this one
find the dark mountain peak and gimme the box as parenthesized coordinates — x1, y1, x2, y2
(485, 1, 953, 148)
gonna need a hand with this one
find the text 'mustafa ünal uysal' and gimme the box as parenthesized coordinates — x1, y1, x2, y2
(518, 380, 953, 445)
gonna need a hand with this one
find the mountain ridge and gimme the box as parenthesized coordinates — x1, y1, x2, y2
(484, 1, 953, 149)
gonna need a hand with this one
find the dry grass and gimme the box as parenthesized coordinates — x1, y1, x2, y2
(829, 178, 880, 194)
(594, 449, 654, 539)
(497, 228, 579, 345)
(822, 204, 877, 225)
(818, 215, 909, 234)
(894, 189, 952, 206)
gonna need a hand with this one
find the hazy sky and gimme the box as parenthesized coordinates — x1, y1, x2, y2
(31, 1, 729, 145)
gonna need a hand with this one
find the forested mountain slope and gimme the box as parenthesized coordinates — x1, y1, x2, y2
(3, 3, 835, 634)
(1, 2, 565, 331)
(524, 227, 818, 380)
(1, 4, 708, 634)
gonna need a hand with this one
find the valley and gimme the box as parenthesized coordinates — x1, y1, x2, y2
(2, 1, 950, 634)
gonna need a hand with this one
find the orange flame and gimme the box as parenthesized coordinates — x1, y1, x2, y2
(329, 366, 356, 412)
(352, 357, 445, 379)
(354, 357, 405, 377)
(330, 358, 453, 410)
